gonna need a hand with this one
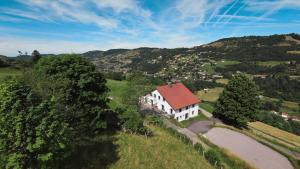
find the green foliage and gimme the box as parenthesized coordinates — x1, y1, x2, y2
(0, 55, 111, 168)
(0, 79, 70, 168)
(213, 74, 261, 127)
(118, 107, 147, 135)
(255, 75, 300, 102)
(256, 111, 300, 136)
(31, 50, 41, 63)
(194, 143, 204, 155)
(147, 115, 164, 127)
(29, 55, 110, 136)
(183, 80, 224, 93)
(205, 149, 222, 168)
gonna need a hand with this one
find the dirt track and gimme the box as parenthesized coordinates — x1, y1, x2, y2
(205, 128, 293, 169)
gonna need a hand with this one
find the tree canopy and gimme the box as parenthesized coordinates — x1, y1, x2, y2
(0, 55, 111, 168)
(213, 74, 261, 127)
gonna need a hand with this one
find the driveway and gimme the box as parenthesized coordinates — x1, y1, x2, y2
(187, 121, 213, 134)
(205, 128, 293, 169)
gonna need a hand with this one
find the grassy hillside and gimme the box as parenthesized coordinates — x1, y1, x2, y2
(249, 122, 300, 147)
(106, 79, 129, 109)
(110, 125, 213, 169)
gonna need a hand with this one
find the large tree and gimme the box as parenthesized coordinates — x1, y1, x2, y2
(213, 74, 261, 127)
(31, 50, 41, 63)
(0, 55, 111, 168)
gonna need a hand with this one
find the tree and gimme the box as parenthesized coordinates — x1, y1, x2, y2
(30, 55, 110, 137)
(213, 74, 261, 127)
(0, 55, 111, 168)
(0, 79, 70, 169)
(31, 50, 41, 63)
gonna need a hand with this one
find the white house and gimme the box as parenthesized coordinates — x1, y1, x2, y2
(143, 82, 200, 122)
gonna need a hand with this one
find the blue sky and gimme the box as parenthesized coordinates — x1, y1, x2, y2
(0, 0, 300, 56)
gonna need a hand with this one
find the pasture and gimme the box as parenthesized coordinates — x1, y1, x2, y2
(106, 79, 129, 109)
(197, 87, 224, 102)
(0, 67, 22, 80)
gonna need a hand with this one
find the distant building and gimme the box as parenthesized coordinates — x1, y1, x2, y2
(281, 112, 289, 120)
(143, 83, 200, 122)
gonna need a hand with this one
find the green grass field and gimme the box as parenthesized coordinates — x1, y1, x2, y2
(215, 60, 240, 68)
(110, 125, 213, 169)
(215, 78, 229, 85)
(199, 102, 215, 113)
(106, 79, 129, 109)
(197, 87, 224, 102)
(0, 67, 22, 80)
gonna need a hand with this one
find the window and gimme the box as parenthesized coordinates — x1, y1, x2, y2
(162, 105, 164, 111)
(154, 94, 156, 98)
(192, 104, 195, 108)
(170, 109, 173, 114)
(179, 108, 182, 112)
(158, 96, 161, 100)
(163, 97, 165, 101)
(186, 106, 189, 110)
(192, 111, 194, 115)
(176, 117, 178, 120)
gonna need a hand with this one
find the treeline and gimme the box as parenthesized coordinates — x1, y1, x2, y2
(255, 75, 300, 102)
(215, 62, 291, 74)
(256, 112, 300, 136)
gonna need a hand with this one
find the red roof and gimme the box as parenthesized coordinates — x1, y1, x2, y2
(156, 83, 200, 110)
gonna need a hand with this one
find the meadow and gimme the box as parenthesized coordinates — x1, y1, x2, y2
(106, 79, 129, 109)
(197, 87, 224, 102)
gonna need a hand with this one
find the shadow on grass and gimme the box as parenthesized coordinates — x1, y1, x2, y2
(59, 132, 119, 169)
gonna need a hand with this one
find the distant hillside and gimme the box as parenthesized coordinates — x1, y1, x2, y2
(83, 33, 300, 78)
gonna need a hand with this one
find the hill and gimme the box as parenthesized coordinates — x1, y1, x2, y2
(83, 33, 300, 80)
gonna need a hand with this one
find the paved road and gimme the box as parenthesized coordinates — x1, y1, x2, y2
(205, 127, 293, 169)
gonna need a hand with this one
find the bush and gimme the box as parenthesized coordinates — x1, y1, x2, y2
(205, 149, 222, 167)
(147, 115, 164, 127)
(194, 143, 204, 155)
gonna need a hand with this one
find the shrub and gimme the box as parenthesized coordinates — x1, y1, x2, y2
(205, 149, 222, 167)
(194, 143, 204, 155)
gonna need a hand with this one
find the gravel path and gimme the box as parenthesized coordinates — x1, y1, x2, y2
(187, 121, 213, 134)
(205, 128, 293, 169)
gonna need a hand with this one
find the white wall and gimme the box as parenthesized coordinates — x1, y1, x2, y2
(150, 90, 199, 122)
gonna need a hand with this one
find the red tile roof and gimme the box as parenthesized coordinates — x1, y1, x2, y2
(156, 83, 200, 110)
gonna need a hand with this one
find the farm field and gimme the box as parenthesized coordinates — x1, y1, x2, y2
(249, 122, 300, 147)
(0, 67, 22, 80)
(197, 87, 224, 102)
(256, 61, 286, 67)
(109, 125, 213, 169)
(215, 78, 229, 85)
(106, 79, 129, 109)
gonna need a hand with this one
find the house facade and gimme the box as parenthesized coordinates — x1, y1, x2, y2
(143, 83, 200, 122)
